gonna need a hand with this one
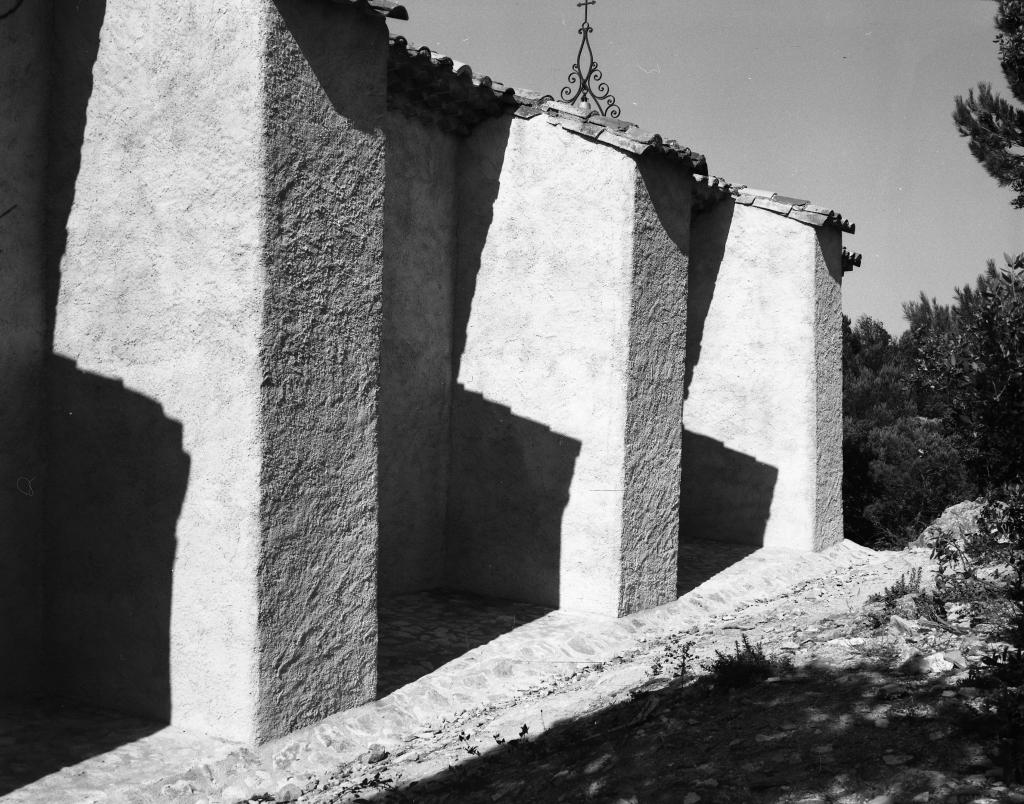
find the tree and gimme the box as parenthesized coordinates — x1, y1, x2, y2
(841, 316, 974, 546)
(912, 257, 1024, 487)
(953, 0, 1024, 208)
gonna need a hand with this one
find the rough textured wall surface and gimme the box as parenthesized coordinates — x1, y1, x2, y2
(619, 163, 689, 615)
(814, 228, 844, 551)
(46, 0, 265, 740)
(0, 0, 49, 694)
(683, 203, 822, 550)
(448, 117, 635, 616)
(379, 112, 458, 596)
(257, 1, 386, 742)
(256, 0, 385, 741)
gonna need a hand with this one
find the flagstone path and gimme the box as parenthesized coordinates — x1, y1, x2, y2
(3, 539, 909, 803)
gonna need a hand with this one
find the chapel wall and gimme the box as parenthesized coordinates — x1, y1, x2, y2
(619, 160, 690, 613)
(256, 0, 387, 742)
(42, 0, 388, 744)
(446, 115, 686, 616)
(379, 111, 459, 596)
(0, 0, 50, 695)
(682, 202, 843, 551)
(44, 0, 268, 739)
(446, 116, 632, 613)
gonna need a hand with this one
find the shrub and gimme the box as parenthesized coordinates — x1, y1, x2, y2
(933, 484, 1024, 781)
(841, 315, 975, 548)
(861, 418, 975, 547)
(703, 634, 791, 690)
(650, 638, 694, 679)
(867, 568, 923, 610)
(912, 258, 1024, 487)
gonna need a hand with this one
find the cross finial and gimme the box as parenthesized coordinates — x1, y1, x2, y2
(560, 0, 620, 117)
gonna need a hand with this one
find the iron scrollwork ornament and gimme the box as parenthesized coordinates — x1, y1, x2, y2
(560, 0, 621, 118)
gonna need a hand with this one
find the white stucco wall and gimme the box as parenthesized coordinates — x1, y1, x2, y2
(379, 111, 458, 596)
(257, 1, 385, 741)
(449, 116, 666, 616)
(683, 202, 843, 552)
(0, 0, 49, 695)
(814, 227, 844, 551)
(45, 0, 387, 743)
(46, 0, 265, 740)
(620, 162, 690, 614)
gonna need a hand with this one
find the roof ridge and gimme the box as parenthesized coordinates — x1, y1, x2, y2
(332, 0, 408, 21)
(386, 37, 856, 239)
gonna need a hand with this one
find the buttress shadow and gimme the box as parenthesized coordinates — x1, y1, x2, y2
(679, 198, 776, 593)
(3, 356, 189, 794)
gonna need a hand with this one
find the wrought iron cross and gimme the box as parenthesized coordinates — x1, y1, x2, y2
(560, 0, 621, 118)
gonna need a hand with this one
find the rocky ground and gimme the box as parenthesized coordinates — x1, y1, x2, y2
(291, 546, 1023, 804)
(6, 534, 1022, 804)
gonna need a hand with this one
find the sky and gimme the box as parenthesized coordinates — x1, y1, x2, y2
(390, 0, 1024, 334)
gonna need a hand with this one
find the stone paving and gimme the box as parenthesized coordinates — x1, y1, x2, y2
(377, 591, 552, 697)
(0, 699, 238, 804)
(375, 536, 757, 698)
(2, 538, 898, 803)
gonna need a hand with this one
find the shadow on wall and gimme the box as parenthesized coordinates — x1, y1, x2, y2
(679, 201, 776, 589)
(44, 0, 106, 352)
(444, 115, 582, 608)
(272, 0, 385, 133)
(45, 357, 188, 718)
(1, 0, 189, 793)
(445, 385, 581, 608)
(679, 431, 777, 549)
(685, 199, 734, 400)
(451, 114, 512, 380)
(677, 432, 777, 594)
(3, 357, 190, 794)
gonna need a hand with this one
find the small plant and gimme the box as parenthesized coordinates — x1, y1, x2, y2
(650, 638, 694, 678)
(867, 567, 923, 612)
(457, 730, 480, 756)
(703, 634, 791, 690)
(492, 724, 531, 753)
(348, 770, 394, 797)
(933, 487, 1024, 629)
(941, 485, 1024, 782)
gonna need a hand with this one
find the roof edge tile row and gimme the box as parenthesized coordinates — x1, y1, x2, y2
(328, 0, 408, 20)
(385, 36, 856, 238)
(692, 177, 855, 234)
(387, 36, 516, 135)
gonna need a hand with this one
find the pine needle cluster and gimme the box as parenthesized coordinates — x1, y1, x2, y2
(953, 1, 1024, 208)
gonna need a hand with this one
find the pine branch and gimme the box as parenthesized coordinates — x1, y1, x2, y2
(954, 83, 1024, 208)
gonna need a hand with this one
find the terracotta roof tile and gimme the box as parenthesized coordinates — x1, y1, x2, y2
(513, 90, 554, 103)
(552, 116, 605, 140)
(752, 197, 796, 216)
(842, 248, 862, 273)
(329, 0, 408, 20)
(387, 36, 516, 135)
(623, 125, 660, 145)
(383, 37, 854, 238)
(385, 39, 706, 170)
(513, 106, 546, 120)
(773, 194, 810, 206)
(690, 176, 856, 236)
(692, 175, 738, 212)
(787, 209, 831, 227)
(590, 115, 630, 132)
